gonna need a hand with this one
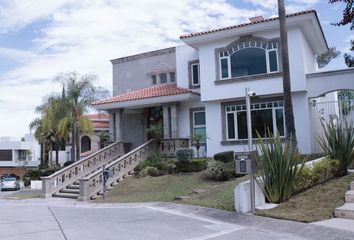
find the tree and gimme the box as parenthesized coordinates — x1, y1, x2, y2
(189, 133, 208, 159)
(316, 47, 341, 68)
(344, 39, 354, 67)
(29, 117, 50, 167)
(55, 72, 108, 162)
(329, 0, 354, 26)
(278, 0, 297, 145)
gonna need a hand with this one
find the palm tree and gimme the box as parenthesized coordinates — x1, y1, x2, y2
(29, 117, 51, 167)
(55, 72, 107, 161)
(278, 0, 297, 145)
(189, 133, 206, 159)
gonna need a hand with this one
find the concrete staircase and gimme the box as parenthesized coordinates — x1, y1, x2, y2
(335, 181, 354, 220)
(42, 140, 156, 201)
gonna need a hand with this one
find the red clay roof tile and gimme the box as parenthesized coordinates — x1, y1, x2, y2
(92, 84, 196, 105)
(180, 10, 316, 39)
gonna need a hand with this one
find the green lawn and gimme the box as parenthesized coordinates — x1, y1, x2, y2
(257, 174, 354, 223)
(96, 172, 247, 211)
(6, 189, 41, 199)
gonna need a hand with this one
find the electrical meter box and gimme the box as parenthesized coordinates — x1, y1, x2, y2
(103, 169, 113, 178)
(235, 150, 258, 174)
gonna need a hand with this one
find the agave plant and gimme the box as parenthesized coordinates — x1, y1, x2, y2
(317, 120, 354, 175)
(256, 130, 304, 203)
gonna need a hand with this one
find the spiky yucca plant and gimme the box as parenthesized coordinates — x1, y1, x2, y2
(317, 120, 354, 175)
(256, 130, 304, 203)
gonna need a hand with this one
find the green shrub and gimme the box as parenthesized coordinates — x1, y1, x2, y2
(63, 161, 74, 167)
(134, 152, 175, 175)
(138, 167, 162, 177)
(207, 161, 224, 181)
(23, 167, 62, 187)
(214, 151, 234, 163)
(256, 131, 304, 203)
(175, 158, 207, 172)
(318, 120, 354, 175)
(176, 148, 194, 162)
(294, 158, 341, 192)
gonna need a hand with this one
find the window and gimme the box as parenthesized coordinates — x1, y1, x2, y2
(18, 150, 27, 161)
(219, 41, 278, 79)
(191, 63, 200, 86)
(152, 75, 157, 85)
(225, 101, 285, 140)
(193, 110, 206, 142)
(170, 72, 176, 82)
(0, 150, 12, 161)
(159, 73, 167, 83)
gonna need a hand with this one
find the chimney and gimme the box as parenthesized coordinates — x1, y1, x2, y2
(249, 16, 264, 23)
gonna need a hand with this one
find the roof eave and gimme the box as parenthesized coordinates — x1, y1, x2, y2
(93, 92, 200, 110)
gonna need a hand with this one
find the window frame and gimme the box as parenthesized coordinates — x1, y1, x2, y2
(192, 110, 206, 143)
(225, 101, 285, 141)
(217, 39, 280, 80)
(191, 63, 200, 86)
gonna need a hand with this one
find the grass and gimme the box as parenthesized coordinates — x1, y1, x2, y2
(6, 189, 41, 199)
(96, 171, 247, 211)
(257, 174, 354, 223)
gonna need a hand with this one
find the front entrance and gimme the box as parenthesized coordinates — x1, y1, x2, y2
(146, 106, 163, 140)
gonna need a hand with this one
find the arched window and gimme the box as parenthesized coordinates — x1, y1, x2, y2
(219, 40, 279, 79)
(81, 136, 91, 153)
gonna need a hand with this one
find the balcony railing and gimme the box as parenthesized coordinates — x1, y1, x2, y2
(160, 138, 189, 156)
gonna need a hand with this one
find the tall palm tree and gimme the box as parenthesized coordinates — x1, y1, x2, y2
(278, 0, 297, 145)
(29, 117, 51, 167)
(55, 72, 107, 161)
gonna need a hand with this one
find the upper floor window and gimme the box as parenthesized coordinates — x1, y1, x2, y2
(191, 63, 200, 86)
(151, 71, 176, 85)
(219, 40, 279, 79)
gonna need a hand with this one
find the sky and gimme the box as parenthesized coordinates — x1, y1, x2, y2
(0, 0, 353, 139)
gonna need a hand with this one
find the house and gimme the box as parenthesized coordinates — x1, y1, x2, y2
(93, 10, 354, 157)
(0, 134, 40, 177)
(52, 113, 110, 165)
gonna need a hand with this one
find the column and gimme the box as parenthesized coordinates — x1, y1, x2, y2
(108, 112, 115, 142)
(170, 104, 179, 138)
(162, 105, 170, 139)
(115, 109, 124, 142)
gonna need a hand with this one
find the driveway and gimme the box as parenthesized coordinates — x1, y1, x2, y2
(0, 199, 353, 240)
(0, 190, 19, 199)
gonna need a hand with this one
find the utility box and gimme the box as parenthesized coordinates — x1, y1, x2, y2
(103, 169, 113, 178)
(235, 150, 258, 174)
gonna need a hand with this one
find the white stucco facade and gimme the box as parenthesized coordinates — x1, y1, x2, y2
(95, 10, 354, 157)
(0, 134, 40, 167)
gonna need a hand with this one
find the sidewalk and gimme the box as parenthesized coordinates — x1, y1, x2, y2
(0, 199, 353, 240)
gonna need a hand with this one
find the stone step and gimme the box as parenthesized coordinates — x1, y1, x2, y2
(73, 181, 79, 186)
(60, 188, 80, 194)
(335, 203, 354, 220)
(345, 190, 354, 203)
(67, 184, 80, 190)
(351, 181, 354, 190)
(52, 192, 79, 199)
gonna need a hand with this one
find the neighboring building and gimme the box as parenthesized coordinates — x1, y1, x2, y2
(0, 134, 40, 177)
(93, 10, 354, 157)
(53, 113, 110, 165)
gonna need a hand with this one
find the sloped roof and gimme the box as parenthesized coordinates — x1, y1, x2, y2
(180, 10, 316, 39)
(92, 84, 197, 105)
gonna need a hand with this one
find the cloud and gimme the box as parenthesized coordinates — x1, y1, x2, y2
(0, 0, 265, 138)
(242, 0, 320, 13)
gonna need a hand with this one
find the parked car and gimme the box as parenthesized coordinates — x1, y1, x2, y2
(1, 173, 20, 180)
(0, 178, 20, 191)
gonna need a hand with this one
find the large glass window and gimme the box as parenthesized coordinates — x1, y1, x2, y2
(193, 111, 206, 142)
(225, 101, 285, 140)
(231, 48, 267, 77)
(170, 72, 176, 82)
(219, 41, 278, 79)
(152, 75, 157, 85)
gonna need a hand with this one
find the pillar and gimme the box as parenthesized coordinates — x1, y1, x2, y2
(162, 105, 170, 139)
(170, 104, 179, 138)
(115, 109, 124, 142)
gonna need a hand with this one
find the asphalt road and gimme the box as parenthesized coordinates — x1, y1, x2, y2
(0, 200, 353, 240)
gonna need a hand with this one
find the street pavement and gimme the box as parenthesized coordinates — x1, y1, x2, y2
(0, 198, 353, 240)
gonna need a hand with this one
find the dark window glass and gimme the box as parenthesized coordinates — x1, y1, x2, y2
(227, 113, 236, 139)
(152, 75, 157, 85)
(230, 48, 267, 77)
(170, 72, 175, 82)
(194, 111, 205, 125)
(159, 73, 167, 83)
(221, 58, 229, 78)
(18, 150, 26, 160)
(251, 109, 273, 138)
(192, 64, 199, 85)
(276, 108, 285, 136)
(0, 150, 12, 161)
(237, 111, 247, 139)
(269, 50, 278, 72)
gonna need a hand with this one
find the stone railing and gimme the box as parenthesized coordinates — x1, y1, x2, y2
(41, 141, 129, 198)
(78, 140, 156, 201)
(160, 138, 189, 156)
